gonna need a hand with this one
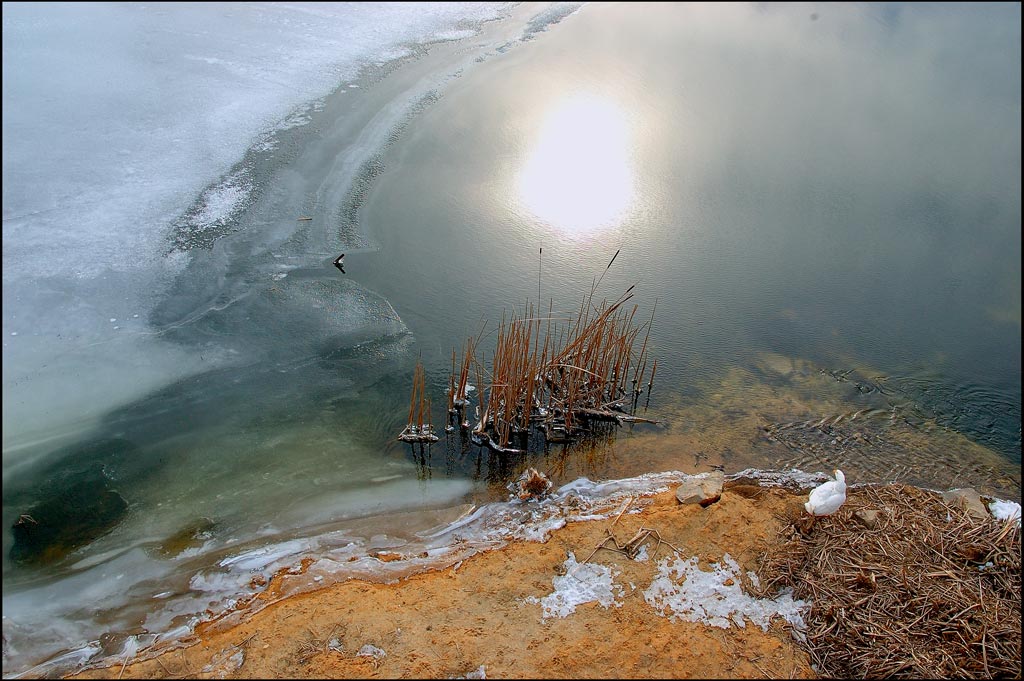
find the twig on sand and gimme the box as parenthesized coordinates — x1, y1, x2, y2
(610, 497, 634, 530)
(583, 522, 685, 564)
(234, 631, 259, 649)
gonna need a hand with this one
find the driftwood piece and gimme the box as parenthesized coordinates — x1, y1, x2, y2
(575, 408, 659, 425)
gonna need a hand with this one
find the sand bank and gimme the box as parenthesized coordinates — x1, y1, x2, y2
(69, 474, 1020, 679)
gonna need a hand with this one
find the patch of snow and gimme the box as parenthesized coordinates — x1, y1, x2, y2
(357, 643, 386, 660)
(530, 551, 624, 619)
(511, 516, 566, 542)
(731, 468, 829, 489)
(643, 553, 808, 633)
(200, 647, 245, 678)
(989, 499, 1021, 526)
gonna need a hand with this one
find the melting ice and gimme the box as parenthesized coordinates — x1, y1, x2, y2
(1, 3, 527, 676)
(643, 553, 809, 632)
(2, 1, 510, 451)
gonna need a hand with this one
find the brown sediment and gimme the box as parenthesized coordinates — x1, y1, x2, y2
(70, 485, 817, 680)
(609, 353, 1021, 502)
(67, 479, 1021, 680)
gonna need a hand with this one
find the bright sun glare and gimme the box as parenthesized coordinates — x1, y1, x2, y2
(517, 94, 634, 236)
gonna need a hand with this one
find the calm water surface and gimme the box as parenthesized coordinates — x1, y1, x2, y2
(359, 2, 1020, 475)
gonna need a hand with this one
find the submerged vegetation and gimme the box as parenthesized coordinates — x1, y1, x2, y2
(399, 250, 659, 454)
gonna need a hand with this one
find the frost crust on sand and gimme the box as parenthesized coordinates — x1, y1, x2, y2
(529, 551, 624, 618)
(643, 553, 808, 632)
(357, 644, 387, 660)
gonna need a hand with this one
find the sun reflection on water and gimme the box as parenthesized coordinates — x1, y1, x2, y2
(517, 94, 635, 237)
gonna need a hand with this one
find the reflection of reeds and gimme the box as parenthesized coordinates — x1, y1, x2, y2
(398, 359, 438, 443)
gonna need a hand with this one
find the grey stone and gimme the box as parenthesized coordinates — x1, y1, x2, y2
(675, 471, 725, 507)
(941, 488, 990, 520)
(853, 509, 882, 529)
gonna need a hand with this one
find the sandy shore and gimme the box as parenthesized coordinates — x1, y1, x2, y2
(70, 481, 820, 679)
(64, 469, 1021, 680)
(13, 350, 1017, 680)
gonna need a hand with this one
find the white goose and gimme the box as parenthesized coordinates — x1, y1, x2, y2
(805, 469, 847, 516)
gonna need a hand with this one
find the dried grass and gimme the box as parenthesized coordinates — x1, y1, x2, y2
(385, 252, 659, 453)
(398, 359, 438, 443)
(444, 283, 658, 452)
(756, 484, 1021, 678)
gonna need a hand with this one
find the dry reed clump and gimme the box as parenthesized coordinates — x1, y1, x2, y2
(446, 285, 658, 453)
(755, 484, 1021, 679)
(398, 251, 660, 453)
(398, 359, 438, 443)
(508, 467, 553, 500)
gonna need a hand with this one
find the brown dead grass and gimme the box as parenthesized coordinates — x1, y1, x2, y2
(757, 484, 1021, 679)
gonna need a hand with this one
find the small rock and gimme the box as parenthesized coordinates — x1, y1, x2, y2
(675, 471, 724, 507)
(853, 509, 882, 529)
(941, 488, 990, 520)
(956, 544, 987, 563)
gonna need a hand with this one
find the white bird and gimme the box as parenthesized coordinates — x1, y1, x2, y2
(805, 469, 847, 516)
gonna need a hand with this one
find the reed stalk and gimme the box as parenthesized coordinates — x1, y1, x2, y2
(399, 255, 658, 451)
